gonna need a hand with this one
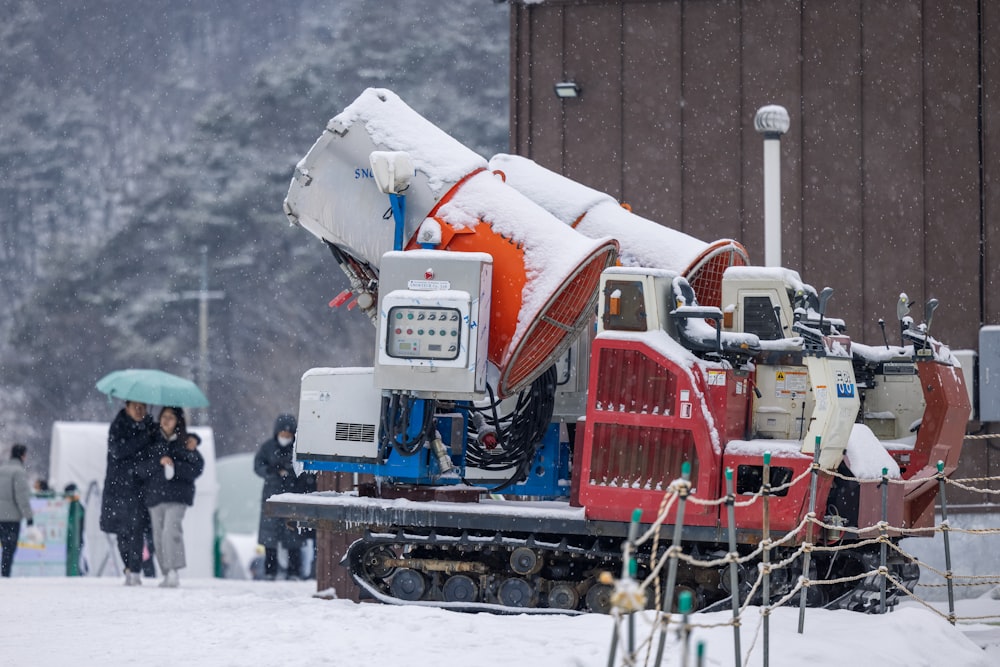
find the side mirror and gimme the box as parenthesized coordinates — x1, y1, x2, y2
(896, 293, 910, 322)
(924, 298, 940, 342)
(817, 287, 834, 318)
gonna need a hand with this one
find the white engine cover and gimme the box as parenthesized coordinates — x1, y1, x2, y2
(296, 368, 381, 463)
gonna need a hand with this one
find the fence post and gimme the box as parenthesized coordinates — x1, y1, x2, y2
(762, 451, 771, 667)
(627, 508, 642, 657)
(606, 508, 641, 667)
(679, 590, 693, 667)
(937, 460, 956, 625)
(879, 466, 889, 614)
(798, 436, 822, 633)
(724, 468, 743, 665)
(606, 616, 619, 667)
(653, 461, 691, 667)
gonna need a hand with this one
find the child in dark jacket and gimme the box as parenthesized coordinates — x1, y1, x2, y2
(140, 407, 204, 588)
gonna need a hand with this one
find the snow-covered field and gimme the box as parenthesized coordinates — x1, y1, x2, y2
(5, 576, 999, 666)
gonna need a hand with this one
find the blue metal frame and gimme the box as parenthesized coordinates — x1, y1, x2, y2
(299, 407, 571, 499)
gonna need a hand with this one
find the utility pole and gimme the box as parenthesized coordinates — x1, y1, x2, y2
(180, 246, 224, 425)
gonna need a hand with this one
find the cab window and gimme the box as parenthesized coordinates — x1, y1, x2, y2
(743, 295, 783, 340)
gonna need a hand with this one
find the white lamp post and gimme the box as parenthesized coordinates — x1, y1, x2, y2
(754, 105, 790, 267)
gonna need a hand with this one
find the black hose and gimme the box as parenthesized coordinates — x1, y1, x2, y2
(379, 393, 436, 458)
(466, 365, 557, 492)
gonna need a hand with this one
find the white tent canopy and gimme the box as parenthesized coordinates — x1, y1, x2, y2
(48, 421, 219, 579)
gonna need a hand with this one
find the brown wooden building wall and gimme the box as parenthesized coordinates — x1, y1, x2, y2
(509, 0, 1000, 499)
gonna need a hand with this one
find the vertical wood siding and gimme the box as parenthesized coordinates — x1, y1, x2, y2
(510, 0, 995, 500)
(511, 0, 990, 349)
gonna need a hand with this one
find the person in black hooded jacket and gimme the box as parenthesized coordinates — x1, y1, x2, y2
(254, 413, 306, 580)
(139, 407, 204, 588)
(100, 400, 157, 586)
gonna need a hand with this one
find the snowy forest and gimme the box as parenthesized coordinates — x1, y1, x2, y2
(0, 0, 510, 466)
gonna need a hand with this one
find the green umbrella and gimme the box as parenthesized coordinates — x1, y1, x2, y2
(96, 369, 210, 407)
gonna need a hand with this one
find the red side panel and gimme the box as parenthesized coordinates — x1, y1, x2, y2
(575, 337, 723, 525)
(908, 358, 971, 476)
(900, 358, 971, 528)
(718, 452, 820, 534)
(703, 368, 752, 443)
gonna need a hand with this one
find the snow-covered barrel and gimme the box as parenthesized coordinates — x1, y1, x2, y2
(411, 169, 617, 397)
(488, 154, 749, 309)
(283, 88, 617, 397)
(283, 88, 488, 266)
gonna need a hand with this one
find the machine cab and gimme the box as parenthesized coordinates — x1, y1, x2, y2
(719, 266, 859, 470)
(719, 265, 843, 342)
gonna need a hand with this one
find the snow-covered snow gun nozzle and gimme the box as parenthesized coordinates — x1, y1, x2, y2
(369, 150, 413, 251)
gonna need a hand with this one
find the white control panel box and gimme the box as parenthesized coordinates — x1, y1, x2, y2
(375, 250, 492, 398)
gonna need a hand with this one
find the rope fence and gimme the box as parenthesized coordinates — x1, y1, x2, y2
(603, 451, 1000, 667)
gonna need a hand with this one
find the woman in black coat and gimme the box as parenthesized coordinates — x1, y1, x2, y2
(254, 413, 306, 579)
(100, 400, 157, 585)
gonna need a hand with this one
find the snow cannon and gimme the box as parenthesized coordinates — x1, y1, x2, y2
(488, 154, 748, 309)
(283, 89, 618, 397)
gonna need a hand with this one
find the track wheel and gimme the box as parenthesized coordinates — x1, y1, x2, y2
(671, 584, 702, 612)
(509, 547, 543, 575)
(359, 545, 397, 579)
(389, 568, 427, 601)
(896, 561, 920, 592)
(498, 577, 536, 608)
(802, 584, 828, 607)
(442, 575, 479, 603)
(585, 582, 613, 614)
(548, 582, 579, 611)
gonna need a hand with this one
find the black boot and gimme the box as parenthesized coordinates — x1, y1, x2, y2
(264, 547, 278, 580)
(286, 547, 302, 580)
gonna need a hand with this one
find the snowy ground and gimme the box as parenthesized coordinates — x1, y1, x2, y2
(5, 576, 999, 666)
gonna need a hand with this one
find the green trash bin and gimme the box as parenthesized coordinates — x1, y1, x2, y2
(65, 490, 84, 576)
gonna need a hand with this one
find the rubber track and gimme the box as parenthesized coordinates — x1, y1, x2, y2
(344, 528, 626, 614)
(345, 529, 917, 615)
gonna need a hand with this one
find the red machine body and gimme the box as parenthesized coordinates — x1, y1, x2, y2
(271, 89, 972, 615)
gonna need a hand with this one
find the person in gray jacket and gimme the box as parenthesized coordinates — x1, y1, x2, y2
(0, 444, 34, 576)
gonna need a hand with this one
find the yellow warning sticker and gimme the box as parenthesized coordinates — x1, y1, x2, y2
(775, 369, 808, 398)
